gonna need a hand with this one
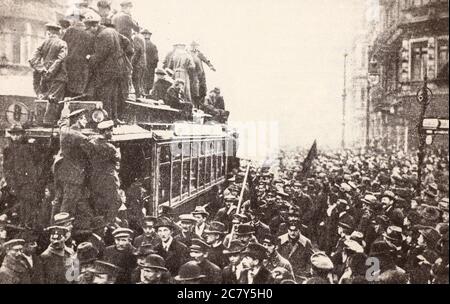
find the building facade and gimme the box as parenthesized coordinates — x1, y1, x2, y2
(368, 0, 449, 151)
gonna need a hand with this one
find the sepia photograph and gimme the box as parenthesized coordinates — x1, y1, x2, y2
(0, 0, 448, 287)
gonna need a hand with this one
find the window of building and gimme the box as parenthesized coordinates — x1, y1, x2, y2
(437, 39, 448, 75)
(411, 41, 428, 81)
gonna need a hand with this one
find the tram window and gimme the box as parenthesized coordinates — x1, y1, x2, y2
(159, 164, 170, 204)
(212, 154, 217, 181)
(192, 141, 199, 157)
(160, 145, 171, 164)
(182, 142, 190, 158)
(172, 142, 182, 160)
(182, 161, 190, 195)
(199, 158, 206, 187)
(205, 156, 212, 184)
(191, 158, 198, 191)
(172, 162, 182, 200)
(200, 141, 206, 156)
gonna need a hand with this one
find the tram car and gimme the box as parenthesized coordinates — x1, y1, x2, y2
(1, 97, 239, 217)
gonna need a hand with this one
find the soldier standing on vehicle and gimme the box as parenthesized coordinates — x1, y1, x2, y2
(141, 29, 159, 95)
(85, 121, 122, 223)
(84, 12, 133, 122)
(53, 109, 90, 219)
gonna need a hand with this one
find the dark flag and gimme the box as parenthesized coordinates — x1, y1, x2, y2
(301, 140, 318, 177)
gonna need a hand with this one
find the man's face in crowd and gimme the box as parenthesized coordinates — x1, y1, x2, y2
(411, 200, 419, 209)
(262, 242, 276, 255)
(190, 250, 206, 262)
(175, 83, 184, 92)
(237, 234, 252, 244)
(143, 222, 155, 236)
(288, 227, 300, 239)
(7, 245, 24, 260)
(205, 233, 220, 245)
(23, 241, 38, 256)
(228, 254, 241, 266)
(179, 221, 193, 232)
(242, 255, 258, 268)
(381, 197, 393, 205)
(417, 234, 426, 247)
(292, 185, 301, 193)
(157, 227, 172, 242)
(141, 267, 162, 283)
(50, 232, 65, 250)
(194, 214, 206, 225)
(92, 273, 113, 284)
(442, 211, 449, 223)
(115, 237, 131, 251)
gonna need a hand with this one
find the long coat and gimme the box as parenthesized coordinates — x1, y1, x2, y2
(154, 239, 189, 277)
(89, 25, 133, 87)
(165, 48, 195, 102)
(0, 256, 32, 284)
(85, 136, 122, 222)
(278, 233, 314, 280)
(62, 23, 94, 95)
(143, 38, 159, 93)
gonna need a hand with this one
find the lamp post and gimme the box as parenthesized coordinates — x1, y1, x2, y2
(342, 53, 348, 150)
(366, 56, 380, 150)
(416, 72, 432, 197)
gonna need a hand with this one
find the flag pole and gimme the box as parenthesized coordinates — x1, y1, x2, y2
(227, 161, 251, 248)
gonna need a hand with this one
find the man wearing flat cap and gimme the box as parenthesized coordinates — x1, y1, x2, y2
(0, 239, 32, 284)
(238, 242, 271, 284)
(150, 68, 172, 101)
(85, 11, 134, 122)
(40, 226, 76, 284)
(29, 22, 67, 111)
(304, 252, 334, 284)
(112, 1, 140, 42)
(175, 214, 197, 247)
(165, 78, 194, 120)
(153, 217, 189, 277)
(104, 227, 136, 284)
(189, 238, 222, 284)
(278, 220, 314, 282)
(262, 234, 295, 279)
(3, 124, 41, 229)
(141, 29, 159, 95)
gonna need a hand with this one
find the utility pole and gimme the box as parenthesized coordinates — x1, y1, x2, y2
(416, 69, 430, 197)
(342, 53, 348, 150)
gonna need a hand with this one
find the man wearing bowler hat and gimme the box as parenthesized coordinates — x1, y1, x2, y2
(75, 241, 99, 284)
(189, 238, 222, 284)
(3, 124, 41, 229)
(174, 261, 206, 284)
(137, 254, 169, 284)
(90, 260, 121, 284)
(104, 227, 136, 284)
(153, 217, 189, 277)
(239, 242, 271, 284)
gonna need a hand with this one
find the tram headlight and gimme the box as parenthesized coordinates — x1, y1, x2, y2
(92, 109, 106, 123)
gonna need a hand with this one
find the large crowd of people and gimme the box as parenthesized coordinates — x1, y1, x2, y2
(0, 141, 448, 284)
(29, 0, 228, 124)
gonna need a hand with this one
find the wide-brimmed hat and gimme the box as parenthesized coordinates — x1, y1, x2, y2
(343, 239, 364, 254)
(76, 242, 99, 265)
(223, 240, 246, 255)
(133, 244, 157, 258)
(139, 254, 168, 271)
(189, 238, 210, 253)
(261, 234, 279, 246)
(2, 239, 25, 250)
(338, 213, 355, 230)
(91, 261, 121, 277)
(174, 261, 206, 281)
(310, 252, 334, 271)
(235, 224, 255, 236)
(420, 206, 441, 223)
(53, 212, 75, 226)
(67, 108, 86, 119)
(381, 190, 396, 201)
(369, 240, 393, 256)
(45, 22, 62, 30)
(192, 206, 209, 217)
(383, 226, 404, 243)
(241, 242, 267, 261)
(154, 217, 175, 230)
(361, 194, 378, 206)
(178, 214, 197, 224)
(204, 221, 226, 235)
(419, 228, 441, 245)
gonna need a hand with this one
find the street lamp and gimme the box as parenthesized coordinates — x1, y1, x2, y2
(366, 56, 380, 150)
(416, 72, 433, 197)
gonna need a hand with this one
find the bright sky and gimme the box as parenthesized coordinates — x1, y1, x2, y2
(113, 0, 370, 150)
